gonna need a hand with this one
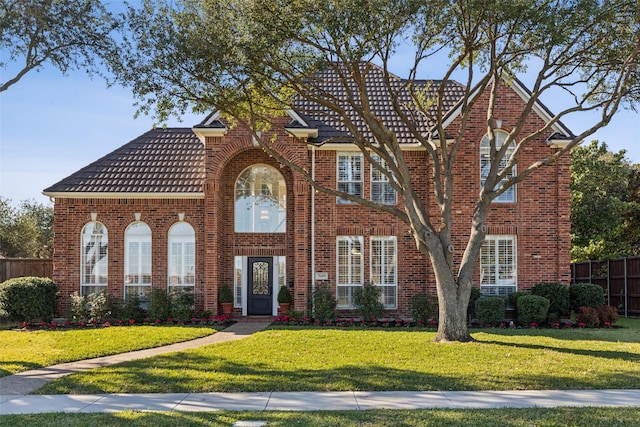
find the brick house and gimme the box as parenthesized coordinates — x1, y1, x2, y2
(44, 64, 573, 317)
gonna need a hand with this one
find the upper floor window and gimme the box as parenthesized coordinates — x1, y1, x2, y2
(235, 164, 286, 233)
(124, 221, 152, 304)
(480, 131, 516, 203)
(371, 155, 397, 205)
(337, 152, 363, 203)
(168, 222, 195, 294)
(80, 221, 108, 296)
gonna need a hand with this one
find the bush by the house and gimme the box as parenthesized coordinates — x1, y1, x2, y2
(170, 290, 195, 321)
(115, 293, 146, 323)
(531, 282, 570, 321)
(507, 291, 528, 319)
(475, 296, 505, 326)
(575, 306, 600, 328)
(410, 292, 437, 323)
(570, 283, 605, 312)
(597, 305, 619, 326)
(517, 294, 550, 326)
(0, 276, 57, 322)
(353, 283, 384, 322)
(312, 283, 336, 323)
(148, 288, 170, 321)
(467, 287, 481, 321)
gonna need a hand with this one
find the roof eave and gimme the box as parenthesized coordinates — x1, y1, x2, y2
(43, 192, 205, 201)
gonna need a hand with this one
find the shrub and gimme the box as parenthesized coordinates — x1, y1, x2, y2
(507, 291, 528, 319)
(85, 291, 112, 322)
(148, 288, 170, 321)
(0, 276, 57, 322)
(277, 285, 293, 303)
(67, 291, 88, 321)
(353, 283, 384, 322)
(475, 296, 505, 326)
(312, 283, 336, 323)
(170, 290, 195, 321)
(218, 284, 234, 303)
(410, 292, 436, 323)
(575, 306, 600, 328)
(517, 294, 550, 326)
(467, 287, 481, 321)
(531, 282, 570, 319)
(597, 305, 619, 325)
(570, 283, 605, 312)
(117, 294, 145, 323)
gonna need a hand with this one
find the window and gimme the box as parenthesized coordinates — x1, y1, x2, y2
(480, 235, 517, 296)
(168, 222, 195, 295)
(337, 236, 363, 307)
(234, 256, 243, 307)
(235, 164, 286, 233)
(125, 221, 152, 306)
(480, 130, 516, 203)
(337, 152, 363, 203)
(80, 221, 108, 296)
(371, 155, 397, 205)
(371, 237, 397, 308)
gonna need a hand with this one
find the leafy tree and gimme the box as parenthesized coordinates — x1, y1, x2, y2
(571, 141, 640, 261)
(0, 197, 53, 258)
(0, 0, 119, 92)
(109, 0, 640, 342)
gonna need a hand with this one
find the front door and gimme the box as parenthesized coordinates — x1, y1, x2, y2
(247, 257, 273, 315)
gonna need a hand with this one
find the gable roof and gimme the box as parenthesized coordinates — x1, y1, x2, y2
(43, 128, 204, 197)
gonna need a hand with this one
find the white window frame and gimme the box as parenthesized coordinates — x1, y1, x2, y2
(371, 155, 397, 205)
(336, 236, 364, 308)
(480, 130, 516, 203)
(337, 152, 363, 203)
(124, 221, 152, 306)
(480, 235, 517, 296)
(370, 236, 397, 309)
(80, 221, 108, 296)
(234, 164, 287, 233)
(168, 222, 196, 296)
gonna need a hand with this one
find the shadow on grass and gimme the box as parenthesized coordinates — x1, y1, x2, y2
(0, 361, 43, 378)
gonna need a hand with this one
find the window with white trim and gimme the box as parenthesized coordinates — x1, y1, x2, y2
(480, 130, 516, 203)
(125, 221, 152, 306)
(371, 236, 397, 308)
(168, 222, 195, 296)
(235, 164, 286, 233)
(337, 152, 363, 203)
(80, 221, 108, 296)
(480, 235, 517, 296)
(371, 155, 397, 205)
(336, 236, 363, 307)
(234, 256, 243, 307)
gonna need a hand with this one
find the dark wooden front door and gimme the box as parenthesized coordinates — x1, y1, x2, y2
(247, 257, 273, 315)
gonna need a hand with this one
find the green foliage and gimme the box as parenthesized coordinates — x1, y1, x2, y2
(507, 291, 528, 319)
(410, 292, 436, 323)
(517, 295, 550, 326)
(85, 292, 111, 323)
(570, 283, 605, 312)
(531, 282, 570, 319)
(467, 287, 481, 320)
(312, 283, 336, 322)
(67, 291, 87, 321)
(169, 290, 194, 321)
(353, 283, 384, 322)
(277, 285, 293, 303)
(475, 297, 505, 326)
(575, 306, 600, 328)
(0, 197, 53, 258)
(117, 294, 146, 323)
(0, 276, 57, 322)
(218, 284, 234, 303)
(148, 288, 170, 321)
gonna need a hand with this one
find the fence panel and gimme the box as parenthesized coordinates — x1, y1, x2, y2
(0, 258, 53, 283)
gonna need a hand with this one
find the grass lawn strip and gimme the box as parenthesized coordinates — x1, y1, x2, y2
(0, 326, 219, 378)
(36, 320, 640, 394)
(2, 407, 640, 427)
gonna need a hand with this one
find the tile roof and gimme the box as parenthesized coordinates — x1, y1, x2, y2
(44, 128, 204, 195)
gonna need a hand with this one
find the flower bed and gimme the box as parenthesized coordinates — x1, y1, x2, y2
(17, 314, 233, 330)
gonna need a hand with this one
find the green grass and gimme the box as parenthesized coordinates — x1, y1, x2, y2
(0, 326, 219, 378)
(36, 319, 640, 394)
(2, 407, 640, 427)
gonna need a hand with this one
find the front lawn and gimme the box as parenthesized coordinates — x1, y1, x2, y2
(36, 319, 640, 394)
(0, 326, 219, 378)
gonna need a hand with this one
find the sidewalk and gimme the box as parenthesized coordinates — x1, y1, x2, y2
(2, 390, 640, 414)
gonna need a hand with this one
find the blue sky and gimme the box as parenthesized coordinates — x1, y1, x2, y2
(1, 59, 639, 208)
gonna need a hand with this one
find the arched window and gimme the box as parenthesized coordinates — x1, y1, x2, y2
(480, 130, 516, 203)
(235, 164, 286, 233)
(80, 221, 108, 296)
(124, 221, 152, 305)
(168, 222, 195, 295)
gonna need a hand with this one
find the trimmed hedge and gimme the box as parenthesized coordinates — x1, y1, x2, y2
(517, 294, 550, 326)
(531, 282, 569, 319)
(410, 292, 437, 323)
(475, 296, 505, 326)
(570, 283, 605, 312)
(0, 276, 57, 322)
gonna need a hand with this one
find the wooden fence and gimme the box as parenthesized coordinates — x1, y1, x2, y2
(571, 256, 640, 318)
(0, 258, 53, 283)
